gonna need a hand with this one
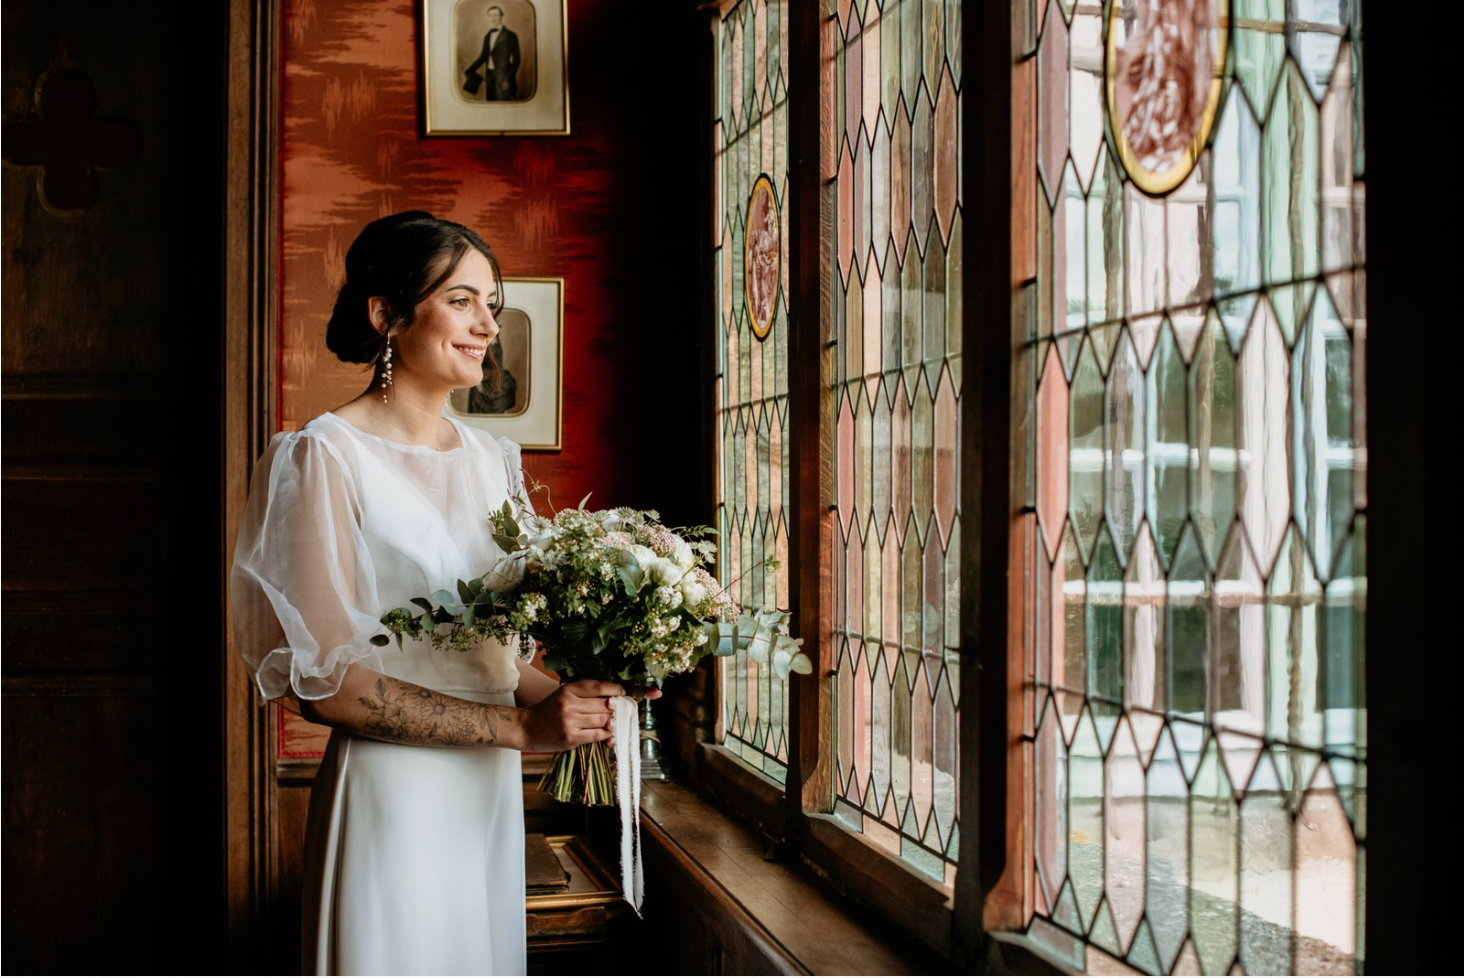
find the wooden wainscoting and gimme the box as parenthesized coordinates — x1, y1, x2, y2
(1, 0, 227, 970)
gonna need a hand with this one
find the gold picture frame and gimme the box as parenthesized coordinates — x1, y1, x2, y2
(423, 0, 570, 136)
(446, 277, 564, 451)
(1105, 0, 1229, 195)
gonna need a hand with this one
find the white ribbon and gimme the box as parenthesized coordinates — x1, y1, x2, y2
(610, 695, 643, 914)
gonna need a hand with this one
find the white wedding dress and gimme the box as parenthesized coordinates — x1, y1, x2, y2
(231, 411, 529, 976)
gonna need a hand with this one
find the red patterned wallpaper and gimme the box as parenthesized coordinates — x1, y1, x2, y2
(280, 0, 705, 510)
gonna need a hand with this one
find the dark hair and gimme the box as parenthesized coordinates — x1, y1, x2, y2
(325, 210, 505, 390)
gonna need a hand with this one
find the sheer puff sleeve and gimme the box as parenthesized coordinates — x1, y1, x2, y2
(231, 429, 384, 701)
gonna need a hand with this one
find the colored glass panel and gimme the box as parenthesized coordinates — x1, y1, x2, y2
(716, 0, 792, 783)
(1019, 2, 1367, 970)
(830, 0, 962, 877)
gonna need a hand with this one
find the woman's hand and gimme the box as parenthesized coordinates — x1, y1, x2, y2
(517, 679, 626, 752)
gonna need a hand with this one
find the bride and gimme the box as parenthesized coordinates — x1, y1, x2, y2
(230, 211, 636, 975)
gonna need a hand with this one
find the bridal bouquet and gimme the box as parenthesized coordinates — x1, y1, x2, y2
(374, 491, 810, 805)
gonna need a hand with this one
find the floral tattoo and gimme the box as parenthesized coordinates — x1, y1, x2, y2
(358, 678, 511, 747)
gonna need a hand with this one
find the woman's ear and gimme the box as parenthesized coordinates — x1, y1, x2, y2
(367, 297, 391, 335)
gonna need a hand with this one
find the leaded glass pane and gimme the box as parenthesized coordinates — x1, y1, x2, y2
(1019, 2, 1367, 970)
(830, 0, 962, 879)
(716, 1, 792, 783)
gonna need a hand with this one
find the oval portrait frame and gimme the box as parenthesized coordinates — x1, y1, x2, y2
(1105, 0, 1230, 195)
(744, 174, 781, 341)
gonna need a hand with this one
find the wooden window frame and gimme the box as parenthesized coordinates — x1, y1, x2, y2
(702, 2, 1438, 971)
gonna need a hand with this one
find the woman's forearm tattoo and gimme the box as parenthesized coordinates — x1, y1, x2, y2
(358, 678, 512, 747)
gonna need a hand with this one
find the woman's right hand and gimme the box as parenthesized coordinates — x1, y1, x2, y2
(517, 679, 625, 752)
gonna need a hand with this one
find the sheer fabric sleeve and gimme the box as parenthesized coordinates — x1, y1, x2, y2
(231, 430, 385, 701)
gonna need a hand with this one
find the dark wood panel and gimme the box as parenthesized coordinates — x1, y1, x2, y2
(640, 819, 792, 976)
(1, 475, 165, 591)
(269, 781, 311, 975)
(2, 1, 226, 379)
(1, 681, 161, 973)
(1, 383, 161, 462)
(2, 591, 161, 673)
(640, 780, 944, 976)
(2, 0, 228, 967)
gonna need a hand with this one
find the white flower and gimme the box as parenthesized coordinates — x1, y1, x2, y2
(522, 514, 557, 551)
(679, 576, 708, 609)
(646, 556, 687, 586)
(671, 538, 695, 570)
(624, 543, 657, 567)
(480, 553, 526, 592)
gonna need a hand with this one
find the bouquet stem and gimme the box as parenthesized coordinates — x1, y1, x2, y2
(537, 740, 617, 805)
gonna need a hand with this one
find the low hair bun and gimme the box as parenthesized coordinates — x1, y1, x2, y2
(325, 280, 383, 365)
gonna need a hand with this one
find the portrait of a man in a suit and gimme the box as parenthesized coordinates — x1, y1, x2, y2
(463, 4, 522, 101)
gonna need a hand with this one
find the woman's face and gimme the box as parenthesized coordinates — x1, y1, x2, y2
(391, 248, 500, 394)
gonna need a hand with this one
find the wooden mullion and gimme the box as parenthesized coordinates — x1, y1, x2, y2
(1361, 8, 1434, 973)
(785, 0, 833, 831)
(955, 0, 1015, 966)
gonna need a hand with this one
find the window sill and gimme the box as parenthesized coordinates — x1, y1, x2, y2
(639, 779, 945, 975)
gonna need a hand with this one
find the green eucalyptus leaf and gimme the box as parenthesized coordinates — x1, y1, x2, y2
(462, 604, 476, 627)
(577, 492, 593, 510)
(410, 597, 435, 613)
(457, 580, 473, 603)
(431, 589, 457, 609)
(492, 533, 520, 553)
(369, 634, 390, 647)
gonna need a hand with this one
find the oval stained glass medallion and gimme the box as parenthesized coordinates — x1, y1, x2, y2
(745, 173, 781, 339)
(1105, 0, 1230, 195)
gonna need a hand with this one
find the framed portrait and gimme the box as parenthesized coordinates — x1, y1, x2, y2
(446, 277, 563, 451)
(422, 0, 569, 136)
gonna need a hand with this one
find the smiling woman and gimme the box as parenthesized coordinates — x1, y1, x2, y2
(230, 211, 630, 974)
(373, 249, 501, 403)
(325, 212, 509, 447)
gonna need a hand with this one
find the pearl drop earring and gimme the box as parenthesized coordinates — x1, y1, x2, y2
(381, 339, 394, 405)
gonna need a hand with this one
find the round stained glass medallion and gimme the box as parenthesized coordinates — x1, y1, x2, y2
(1105, 0, 1230, 195)
(744, 174, 780, 340)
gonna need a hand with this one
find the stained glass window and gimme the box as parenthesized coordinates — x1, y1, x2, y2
(1017, 0, 1365, 972)
(828, 0, 963, 882)
(714, 0, 794, 782)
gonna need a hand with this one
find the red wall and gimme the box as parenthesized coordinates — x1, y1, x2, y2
(280, 0, 707, 513)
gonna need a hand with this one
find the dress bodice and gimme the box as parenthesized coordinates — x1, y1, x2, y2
(231, 411, 525, 701)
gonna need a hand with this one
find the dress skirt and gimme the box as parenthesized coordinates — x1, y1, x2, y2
(300, 691, 526, 977)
